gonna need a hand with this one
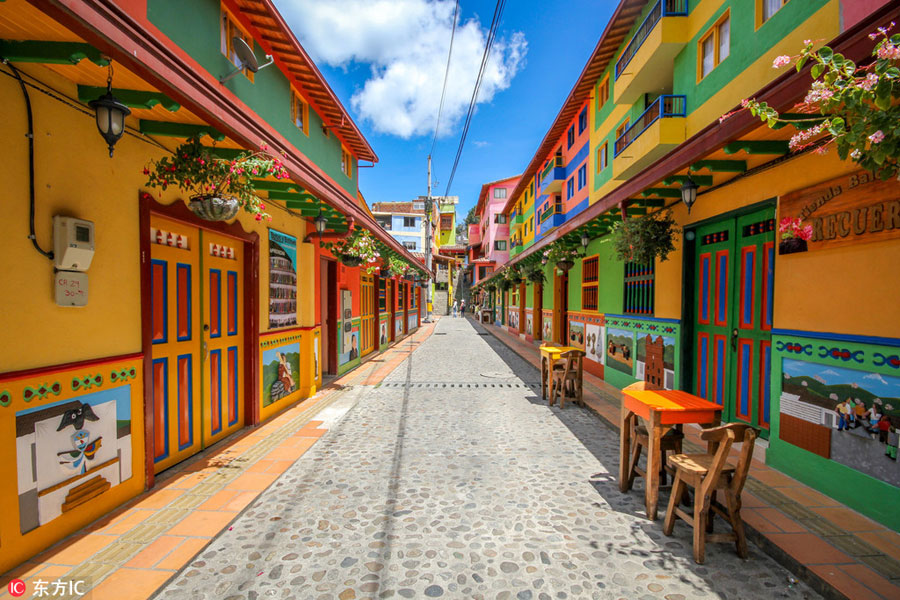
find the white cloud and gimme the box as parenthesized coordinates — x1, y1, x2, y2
(820, 369, 840, 377)
(276, 0, 527, 138)
(864, 372, 889, 386)
(473, 140, 491, 148)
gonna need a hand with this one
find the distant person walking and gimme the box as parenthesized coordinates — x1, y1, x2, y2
(452, 300, 458, 318)
(460, 299, 466, 316)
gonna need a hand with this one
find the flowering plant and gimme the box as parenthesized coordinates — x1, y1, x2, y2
(779, 217, 813, 241)
(144, 136, 290, 221)
(323, 226, 381, 274)
(386, 255, 410, 277)
(610, 211, 679, 265)
(542, 241, 579, 266)
(740, 24, 900, 180)
(501, 263, 523, 283)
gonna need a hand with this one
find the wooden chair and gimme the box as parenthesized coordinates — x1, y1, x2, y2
(622, 382, 684, 491)
(662, 423, 757, 564)
(550, 350, 584, 408)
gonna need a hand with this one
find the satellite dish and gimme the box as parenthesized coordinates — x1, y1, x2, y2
(220, 37, 274, 83)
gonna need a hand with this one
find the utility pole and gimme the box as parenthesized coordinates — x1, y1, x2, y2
(423, 155, 434, 322)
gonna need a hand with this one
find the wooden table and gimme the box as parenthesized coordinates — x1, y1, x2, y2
(618, 389, 723, 521)
(539, 345, 581, 401)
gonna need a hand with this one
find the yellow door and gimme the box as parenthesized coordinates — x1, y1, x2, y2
(361, 273, 374, 356)
(149, 216, 244, 473)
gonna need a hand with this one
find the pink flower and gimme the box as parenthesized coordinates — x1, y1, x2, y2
(869, 130, 885, 144)
(772, 55, 791, 69)
(859, 72, 879, 91)
(801, 225, 813, 241)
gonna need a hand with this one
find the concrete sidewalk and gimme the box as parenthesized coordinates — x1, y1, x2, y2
(479, 317, 900, 600)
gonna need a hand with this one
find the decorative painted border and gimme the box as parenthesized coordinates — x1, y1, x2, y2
(604, 314, 680, 336)
(771, 328, 900, 349)
(260, 333, 303, 349)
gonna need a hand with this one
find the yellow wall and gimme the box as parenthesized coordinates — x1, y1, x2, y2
(653, 148, 900, 339)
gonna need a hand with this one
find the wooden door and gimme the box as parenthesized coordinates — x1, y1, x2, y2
(360, 273, 375, 356)
(386, 279, 395, 342)
(553, 270, 568, 344)
(693, 207, 775, 429)
(149, 216, 244, 474)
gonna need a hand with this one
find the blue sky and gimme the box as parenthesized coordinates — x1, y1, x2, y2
(272, 0, 616, 221)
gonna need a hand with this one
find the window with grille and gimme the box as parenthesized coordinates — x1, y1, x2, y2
(623, 261, 654, 315)
(440, 214, 453, 230)
(378, 279, 386, 311)
(582, 255, 599, 311)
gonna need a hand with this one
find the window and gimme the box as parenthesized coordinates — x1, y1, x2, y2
(341, 146, 353, 178)
(494, 240, 507, 251)
(567, 125, 575, 149)
(493, 187, 507, 199)
(403, 241, 417, 250)
(494, 214, 507, 224)
(290, 90, 309, 135)
(624, 261, 655, 315)
(566, 177, 575, 200)
(759, 0, 789, 25)
(403, 216, 416, 228)
(596, 142, 608, 172)
(440, 214, 453, 230)
(597, 76, 609, 110)
(413, 202, 424, 210)
(376, 216, 391, 230)
(699, 13, 730, 79)
(582, 255, 599, 311)
(221, 10, 254, 81)
(577, 165, 587, 190)
(578, 108, 587, 134)
(616, 119, 629, 141)
(528, 217, 534, 233)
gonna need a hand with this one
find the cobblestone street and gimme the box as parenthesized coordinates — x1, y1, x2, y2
(156, 317, 817, 600)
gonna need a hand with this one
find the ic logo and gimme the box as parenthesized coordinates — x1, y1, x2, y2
(8, 579, 26, 597)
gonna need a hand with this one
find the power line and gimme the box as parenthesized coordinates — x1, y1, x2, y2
(430, 0, 460, 157)
(443, 0, 506, 197)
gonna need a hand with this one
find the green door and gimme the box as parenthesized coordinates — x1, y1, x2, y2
(692, 206, 775, 430)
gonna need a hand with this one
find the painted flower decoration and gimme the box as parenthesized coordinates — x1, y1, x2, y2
(779, 217, 813, 242)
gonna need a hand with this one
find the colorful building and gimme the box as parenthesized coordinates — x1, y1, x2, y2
(0, 0, 426, 571)
(473, 0, 900, 531)
(371, 200, 429, 252)
(467, 176, 519, 285)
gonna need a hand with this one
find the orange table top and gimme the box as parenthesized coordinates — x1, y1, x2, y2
(539, 345, 581, 358)
(622, 389, 723, 425)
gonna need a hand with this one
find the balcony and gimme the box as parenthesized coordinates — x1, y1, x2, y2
(539, 155, 565, 195)
(613, 95, 686, 180)
(512, 213, 524, 227)
(538, 203, 565, 232)
(613, 0, 688, 106)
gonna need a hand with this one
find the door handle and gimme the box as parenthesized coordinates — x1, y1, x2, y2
(731, 328, 738, 352)
(202, 341, 209, 359)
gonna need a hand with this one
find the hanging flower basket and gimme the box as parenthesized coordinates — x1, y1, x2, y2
(779, 238, 808, 255)
(611, 211, 679, 265)
(778, 217, 812, 255)
(188, 195, 240, 222)
(339, 254, 363, 267)
(556, 259, 574, 272)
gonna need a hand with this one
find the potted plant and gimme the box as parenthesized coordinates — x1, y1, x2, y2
(610, 211, 679, 265)
(778, 216, 813, 255)
(543, 241, 579, 272)
(525, 263, 546, 284)
(144, 136, 289, 221)
(503, 263, 524, 284)
(323, 226, 381, 273)
(387, 256, 410, 277)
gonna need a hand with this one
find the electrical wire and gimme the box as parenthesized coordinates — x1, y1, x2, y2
(443, 0, 506, 197)
(430, 0, 460, 157)
(4, 61, 53, 260)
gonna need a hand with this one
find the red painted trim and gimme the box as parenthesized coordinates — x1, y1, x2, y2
(713, 250, 729, 328)
(0, 351, 144, 382)
(736, 339, 754, 422)
(698, 252, 711, 326)
(696, 332, 709, 401)
(758, 340, 772, 430)
(712, 333, 727, 407)
(739, 246, 756, 330)
(761, 241, 774, 331)
(260, 325, 319, 337)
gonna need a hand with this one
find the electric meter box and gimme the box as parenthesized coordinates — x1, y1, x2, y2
(53, 216, 95, 271)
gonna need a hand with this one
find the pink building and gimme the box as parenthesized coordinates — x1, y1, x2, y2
(468, 176, 520, 285)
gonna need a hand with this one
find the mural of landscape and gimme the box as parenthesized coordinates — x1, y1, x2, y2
(606, 328, 634, 375)
(780, 358, 900, 486)
(568, 321, 585, 349)
(636, 334, 676, 389)
(262, 342, 300, 407)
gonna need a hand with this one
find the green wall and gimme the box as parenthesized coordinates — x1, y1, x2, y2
(147, 0, 358, 196)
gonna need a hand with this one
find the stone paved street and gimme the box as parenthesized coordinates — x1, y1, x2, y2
(156, 317, 818, 600)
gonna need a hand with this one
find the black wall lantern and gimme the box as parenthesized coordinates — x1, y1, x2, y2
(580, 230, 590, 253)
(680, 177, 699, 214)
(89, 62, 131, 158)
(314, 208, 328, 238)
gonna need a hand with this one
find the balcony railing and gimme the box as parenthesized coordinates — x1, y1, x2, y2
(614, 95, 686, 157)
(512, 213, 524, 226)
(539, 155, 564, 183)
(615, 0, 688, 80)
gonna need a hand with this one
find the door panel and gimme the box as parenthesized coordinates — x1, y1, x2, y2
(150, 216, 202, 472)
(361, 274, 374, 356)
(692, 207, 775, 428)
(150, 217, 244, 474)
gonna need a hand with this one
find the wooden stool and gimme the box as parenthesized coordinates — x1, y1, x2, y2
(550, 350, 584, 409)
(626, 423, 684, 490)
(663, 423, 757, 564)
